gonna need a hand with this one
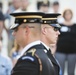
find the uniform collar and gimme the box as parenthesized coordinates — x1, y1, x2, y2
(41, 41, 50, 50)
(20, 40, 41, 56)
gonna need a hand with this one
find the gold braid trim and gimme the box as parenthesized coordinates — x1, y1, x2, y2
(35, 54, 42, 75)
(16, 15, 42, 18)
(42, 18, 57, 20)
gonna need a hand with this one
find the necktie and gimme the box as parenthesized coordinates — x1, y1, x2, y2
(46, 49, 60, 75)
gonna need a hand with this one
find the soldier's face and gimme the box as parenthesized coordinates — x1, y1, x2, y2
(12, 24, 27, 47)
(43, 24, 60, 44)
(48, 25, 60, 44)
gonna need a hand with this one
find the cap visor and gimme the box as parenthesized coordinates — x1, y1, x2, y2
(10, 24, 19, 30)
(50, 24, 61, 28)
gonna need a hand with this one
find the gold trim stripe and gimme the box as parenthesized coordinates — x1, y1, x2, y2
(42, 18, 57, 20)
(16, 15, 42, 18)
(35, 54, 42, 75)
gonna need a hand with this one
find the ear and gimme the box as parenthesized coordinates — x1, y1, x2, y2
(41, 25, 47, 35)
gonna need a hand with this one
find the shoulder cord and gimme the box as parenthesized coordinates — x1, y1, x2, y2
(35, 54, 42, 75)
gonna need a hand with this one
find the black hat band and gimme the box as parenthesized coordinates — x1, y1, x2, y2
(42, 20, 58, 24)
(15, 18, 42, 24)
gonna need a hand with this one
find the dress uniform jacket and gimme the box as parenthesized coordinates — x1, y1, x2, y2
(41, 42, 60, 75)
(11, 41, 60, 75)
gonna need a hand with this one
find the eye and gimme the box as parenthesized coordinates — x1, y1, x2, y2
(54, 27, 59, 31)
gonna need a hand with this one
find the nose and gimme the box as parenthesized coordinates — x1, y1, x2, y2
(57, 30, 60, 35)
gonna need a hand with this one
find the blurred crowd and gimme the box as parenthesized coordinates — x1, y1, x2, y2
(0, 0, 76, 75)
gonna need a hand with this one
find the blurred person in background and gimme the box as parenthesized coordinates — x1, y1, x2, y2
(55, 9, 76, 75)
(5, 0, 21, 19)
(50, 1, 60, 13)
(10, 40, 23, 67)
(37, 0, 50, 13)
(0, 39, 12, 75)
(14, 0, 30, 12)
(0, 10, 8, 56)
(20, 0, 29, 11)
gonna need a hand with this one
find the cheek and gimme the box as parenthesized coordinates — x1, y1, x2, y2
(16, 30, 24, 38)
(46, 30, 53, 39)
(49, 31, 56, 39)
(21, 31, 27, 40)
(17, 33, 24, 43)
(48, 29, 54, 35)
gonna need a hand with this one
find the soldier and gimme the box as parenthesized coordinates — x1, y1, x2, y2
(10, 12, 55, 75)
(41, 13, 61, 75)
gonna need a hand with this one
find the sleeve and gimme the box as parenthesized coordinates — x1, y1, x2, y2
(11, 54, 40, 75)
